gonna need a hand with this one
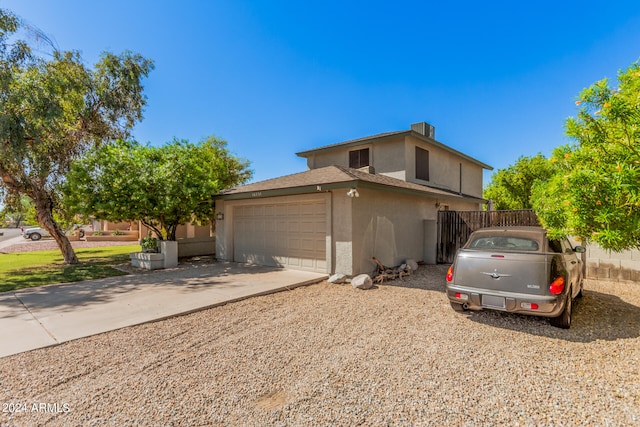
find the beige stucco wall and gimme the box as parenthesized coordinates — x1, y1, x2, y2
(329, 189, 354, 275)
(348, 188, 482, 275)
(305, 137, 407, 179)
(405, 135, 484, 198)
(350, 188, 431, 274)
(304, 135, 485, 199)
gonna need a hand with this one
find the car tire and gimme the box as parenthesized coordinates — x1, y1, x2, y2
(550, 288, 572, 329)
(29, 233, 42, 241)
(450, 301, 467, 313)
(79, 229, 85, 239)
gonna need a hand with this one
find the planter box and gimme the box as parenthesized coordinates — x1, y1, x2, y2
(130, 241, 178, 270)
(130, 252, 164, 270)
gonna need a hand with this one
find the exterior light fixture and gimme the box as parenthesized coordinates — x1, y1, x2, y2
(347, 188, 359, 198)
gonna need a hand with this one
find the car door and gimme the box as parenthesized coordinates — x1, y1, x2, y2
(560, 238, 582, 296)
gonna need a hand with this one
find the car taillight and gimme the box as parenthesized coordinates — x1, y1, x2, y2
(454, 292, 468, 301)
(446, 265, 454, 282)
(549, 276, 565, 295)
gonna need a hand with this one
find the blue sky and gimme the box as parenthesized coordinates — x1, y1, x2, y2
(3, 0, 640, 185)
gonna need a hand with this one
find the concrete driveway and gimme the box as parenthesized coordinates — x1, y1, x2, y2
(0, 262, 327, 358)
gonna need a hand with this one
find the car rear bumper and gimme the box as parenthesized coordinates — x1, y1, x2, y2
(446, 284, 565, 317)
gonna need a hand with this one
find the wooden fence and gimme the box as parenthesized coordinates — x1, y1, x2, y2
(437, 210, 539, 264)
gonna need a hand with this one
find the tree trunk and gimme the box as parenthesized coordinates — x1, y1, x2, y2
(32, 189, 79, 264)
(141, 219, 164, 241)
(166, 223, 177, 241)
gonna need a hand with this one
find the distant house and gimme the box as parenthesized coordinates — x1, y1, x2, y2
(93, 220, 215, 258)
(215, 122, 492, 275)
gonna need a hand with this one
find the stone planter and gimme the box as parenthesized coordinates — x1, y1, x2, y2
(159, 240, 178, 268)
(130, 252, 164, 270)
(130, 240, 178, 270)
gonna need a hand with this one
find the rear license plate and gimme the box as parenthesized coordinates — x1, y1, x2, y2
(482, 295, 506, 309)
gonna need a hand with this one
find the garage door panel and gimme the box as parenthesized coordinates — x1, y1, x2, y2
(234, 200, 326, 272)
(291, 221, 301, 233)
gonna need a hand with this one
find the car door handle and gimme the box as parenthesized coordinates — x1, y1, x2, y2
(571, 260, 577, 264)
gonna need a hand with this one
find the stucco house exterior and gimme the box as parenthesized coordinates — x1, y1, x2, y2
(214, 122, 492, 275)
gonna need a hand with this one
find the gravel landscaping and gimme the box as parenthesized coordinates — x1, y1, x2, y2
(1, 264, 638, 426)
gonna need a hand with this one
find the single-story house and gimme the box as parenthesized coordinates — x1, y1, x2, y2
(215, 122, 493, 275)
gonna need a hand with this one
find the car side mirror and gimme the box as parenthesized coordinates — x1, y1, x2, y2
(573, 246, 586, 253)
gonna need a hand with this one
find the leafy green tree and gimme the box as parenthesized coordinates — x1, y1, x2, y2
(63, 137, 252, 241)
(483, 154, 555, 210)
(532, 61, 640, 251)
(0, 9, 153, 264)
(0, 195, 37, 227)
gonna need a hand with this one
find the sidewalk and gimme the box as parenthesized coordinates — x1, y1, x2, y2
(0, 262, 327, 358)
(0, 235, 25, 251)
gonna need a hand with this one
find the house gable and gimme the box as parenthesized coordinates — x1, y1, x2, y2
(296, 122, 492, 199)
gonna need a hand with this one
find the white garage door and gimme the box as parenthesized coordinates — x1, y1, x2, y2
(233, 200, 327, 272)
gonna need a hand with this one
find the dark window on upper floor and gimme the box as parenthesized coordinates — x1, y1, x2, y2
(349, 148, 369, 169)
(416, 146, 429, 181)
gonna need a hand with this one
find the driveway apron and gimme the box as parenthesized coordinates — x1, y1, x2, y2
(0, 262, 327, 358)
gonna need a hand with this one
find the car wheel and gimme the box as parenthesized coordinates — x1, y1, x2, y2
(79, 229, 85, 238)
(550, 288, 572, 329)
(29, 233, 42, 241)
(450, 301, 467, 313)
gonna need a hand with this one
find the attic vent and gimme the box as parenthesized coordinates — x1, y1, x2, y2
(411, 122, 435, 139)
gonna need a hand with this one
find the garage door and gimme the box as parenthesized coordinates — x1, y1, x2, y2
(233, 200, 327, 272)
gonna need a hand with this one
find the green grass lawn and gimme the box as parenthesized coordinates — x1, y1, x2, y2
(0, 245, 139, 293)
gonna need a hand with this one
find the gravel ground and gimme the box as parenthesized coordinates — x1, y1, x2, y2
(1, 264, 639, 426)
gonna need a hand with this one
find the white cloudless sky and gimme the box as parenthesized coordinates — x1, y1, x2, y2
(3, 0, 640, 185)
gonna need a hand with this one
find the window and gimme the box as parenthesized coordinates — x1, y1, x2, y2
(470, 236, 540, 251)
(349, 148, 369, 169)
(415, 147, 429, 181)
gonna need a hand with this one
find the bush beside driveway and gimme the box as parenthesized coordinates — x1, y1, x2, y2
(1, 265, 638, 425)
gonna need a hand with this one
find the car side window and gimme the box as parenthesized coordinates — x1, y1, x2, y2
(561, 239, 575, 254)
(548, 239, 563, 253)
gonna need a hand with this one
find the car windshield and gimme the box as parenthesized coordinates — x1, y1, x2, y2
(468, 236, 540, 251)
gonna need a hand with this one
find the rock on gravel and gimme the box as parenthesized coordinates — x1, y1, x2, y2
(351, 273, 373, 290)
(0, 265, 638, 426)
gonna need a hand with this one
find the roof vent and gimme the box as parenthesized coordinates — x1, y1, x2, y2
(411, 122, 435, 139)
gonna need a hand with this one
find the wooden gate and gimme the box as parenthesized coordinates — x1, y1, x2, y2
(437, 210, 539, 264)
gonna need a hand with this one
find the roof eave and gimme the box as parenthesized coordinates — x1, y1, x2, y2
(215, 180, 358, 200)
(216, 178, 487, 205)
(295, 131, 410, 158)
